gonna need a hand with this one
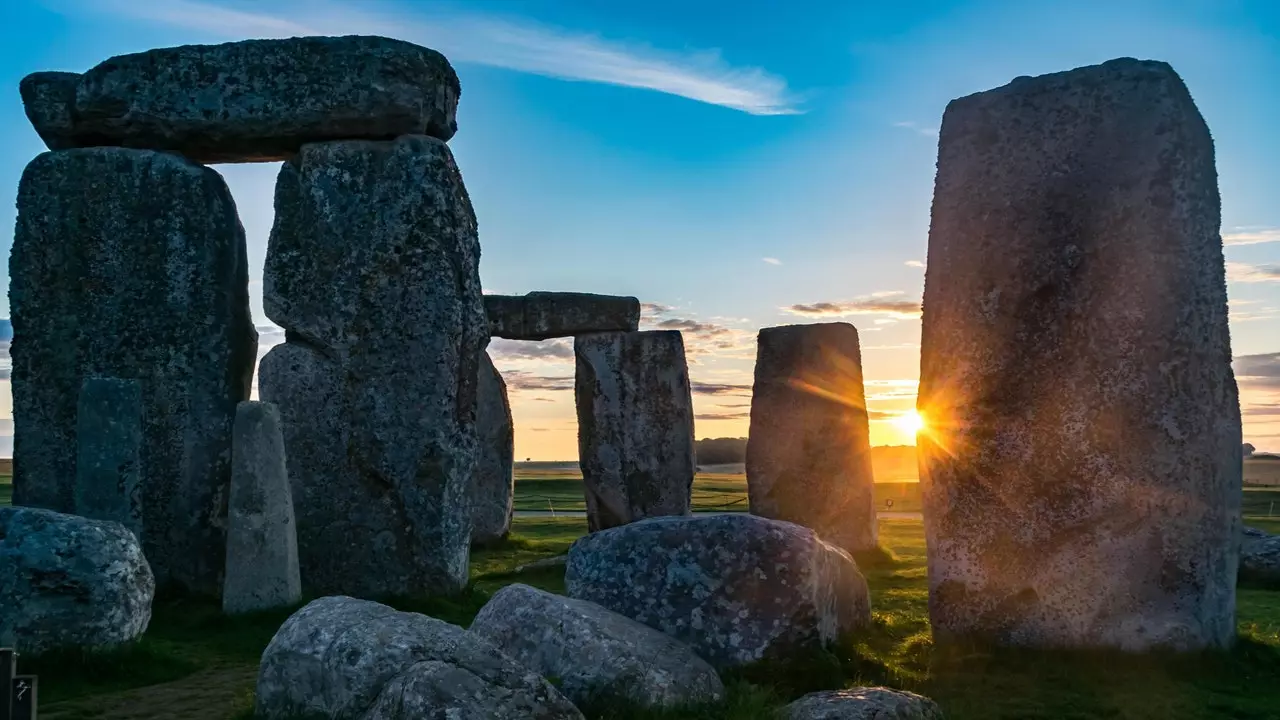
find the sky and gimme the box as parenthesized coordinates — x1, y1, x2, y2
(0, 0, 1278, 460)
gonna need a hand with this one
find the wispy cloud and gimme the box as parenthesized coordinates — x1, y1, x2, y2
(893, 121, 938, 137)
(77, 0, 801, 115)
(784, 292, 921, 318)
(904, 260, 925, 268)
(1224, 227, 1280, 246)
(502, 370, 575, 392)
(488, 338, 574, 361)
(696, 410, 750, 421)
(1235, 353, 1280, 390)
(690, 381, 753, 396)
(1227, 262, 1280, 283)
(762, 257, 782, 266)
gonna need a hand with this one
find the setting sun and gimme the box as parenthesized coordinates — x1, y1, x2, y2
(892, 410, 927, 437)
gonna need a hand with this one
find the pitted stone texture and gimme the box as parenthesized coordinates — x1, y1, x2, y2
(470, 583, 725, 708)
(747, 323, 877, 554)
(783, 688, 945, 720)
(918, 58, 1240, 651)
(74, 377, 143, 539)
(11, 147, 257, 595)
(574, 330, 695, 532)
(223, 401, 301, 614)
(472, 352, 514, 547)
(255, 596, 582, 720)
(259, 135, 486, 598)
(19, 36, 459, 164)
(0, 507, 154, 654)
(565, 514, 871, 670)
(1241, 527, 1280, 584)
(485, 292, 641, 340)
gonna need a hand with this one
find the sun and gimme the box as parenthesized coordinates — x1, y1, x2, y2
(891, 410, 927, 437)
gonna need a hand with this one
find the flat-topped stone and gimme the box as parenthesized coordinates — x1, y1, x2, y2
(485, 292, 640, 340)
(20, 35, 460, 164)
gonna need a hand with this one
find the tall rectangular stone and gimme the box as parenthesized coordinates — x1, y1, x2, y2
(574, 330, 695, 532)
(918, 58, 1240, 650)
(472, 352, 514, 547)
(260, 135, 486, 598)
(746, 323, 877, 553)
(74, 377, 143, 539)
(11, 147, 257, 595)
(224, 401, 300, 615)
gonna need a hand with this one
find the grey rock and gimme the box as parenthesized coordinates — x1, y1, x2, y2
(1240, 527, 1280, 584)
(0, 506, 154, 655)
(20, 36, 459, 164)
(259, 135, 486, 598)
(470, 583, 725, 708)
(74, 377, 143, 539)
(223, 401, 301, 615)
(784, 688, 945, 720)
(255, 596, 582, 720)
(747, 323, 877, 554)
(472, 352, 514, 547)
(486, 292, 641, 340)
(574, 330, 695, 532)
(11, 147, 257, 595)
(565, 514, 872, 670)
(919, 58, 1240, 650)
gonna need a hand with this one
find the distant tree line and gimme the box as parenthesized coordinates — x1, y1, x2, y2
(694, 437, 748, 465)
(693, 438, 921, 481)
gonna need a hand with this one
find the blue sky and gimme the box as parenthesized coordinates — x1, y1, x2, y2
(1, 0, 1278, 459)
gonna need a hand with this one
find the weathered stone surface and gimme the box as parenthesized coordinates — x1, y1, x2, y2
(259, 135, 486, 598)
(486, 292, 641, 340)
(74, 377, 143, 539)
(565, 514, 872, 670)
(223, 401, 300, 615)
(470, 583, 725, 708)
(11, 147, 257, 595)
(747, 323, 877, 554)
(574, 330, 695, 532)
(918, 58, 1240, 650)
(0, 507, 154, 654)
(256, 596, 583, 720)
(472, 352, 514, 547)
(783, 688, 945, 720)
(20, 36, 459, 164)
(1241, 527, 1280, 584)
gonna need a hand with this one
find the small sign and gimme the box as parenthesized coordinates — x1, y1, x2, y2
(0, 649, 37, 720)
(885, 499, 895, 509)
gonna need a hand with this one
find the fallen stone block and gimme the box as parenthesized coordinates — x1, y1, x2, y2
(783, 688, 945, 720)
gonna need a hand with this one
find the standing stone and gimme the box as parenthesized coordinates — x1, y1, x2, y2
(223, 401, 301, 615)
(574, 330, 695, 532)
(747, 323, 877, 554)
(918, 58, 1240, 650)
(11, 147, 257, 595)
(472, 352, 514, 547)
(20, 36, 459, 164)
(485, 292, 641, 340)
(74, 377, 143, 539)
(259, 135, 486, 598)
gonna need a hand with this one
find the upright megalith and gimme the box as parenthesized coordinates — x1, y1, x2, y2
(224, 401, 301, 615)
(574, 330, 695, 532)
(472, 352, 515, 546)
(11, 147, 257, 595)
(918, 58, 1240, 650)
(485, 292, 641, 340)
(260, 134, 487, 598)
(747, 323, 877, 554)
(74, 377, 144, 539)
(20, 36, 460, 164)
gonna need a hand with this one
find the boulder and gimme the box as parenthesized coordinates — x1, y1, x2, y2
(1241, 527, 1280, 584)
(565, 514, 872, 669)
(11, 147, 257, 595)
(918, 58, 1240, 651)
(574, 330, 695, 532)
(259, 135, 486, 598)
(20, 36, 459, 164)
(472, 352, 514, 546)
(747, 323, 878, 553)
(255, 596, 582, 720)
(783, 688, 945, 720)
(0, 507, 154, 655)
(470, 583, 725, 708)
(223, 401, 301, 614)
(485, 292, 641, 340)
(74, 377, 143, 538)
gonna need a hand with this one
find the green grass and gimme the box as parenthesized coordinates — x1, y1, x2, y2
(0, 473, 11, 506)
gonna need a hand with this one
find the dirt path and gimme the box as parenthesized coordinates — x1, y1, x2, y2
(41, 666, 257, 720)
